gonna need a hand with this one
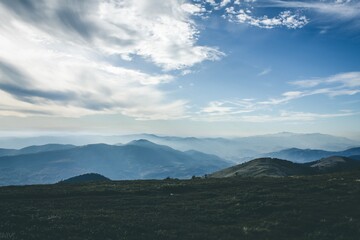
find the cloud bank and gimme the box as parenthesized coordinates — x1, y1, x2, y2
(0, 0, 223, 119)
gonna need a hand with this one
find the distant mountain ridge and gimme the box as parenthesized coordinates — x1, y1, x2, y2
(209, 156, 360, 178)
(116, 133, 360, 162)
(0, 140, 230, 186)
(0, 144, 76, 157)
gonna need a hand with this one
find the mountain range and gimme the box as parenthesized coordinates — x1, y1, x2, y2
(0, 139, 230, 186)
(0, 132, 358, 162)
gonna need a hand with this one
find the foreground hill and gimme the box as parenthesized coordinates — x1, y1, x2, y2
(0, 171, 359, 240)
(0, 140, 230, 186)
(59, 173, 111, 184)
(260, 147, 360, 163)
(209, 156, 360, 178)
(209, 158, 310, 178)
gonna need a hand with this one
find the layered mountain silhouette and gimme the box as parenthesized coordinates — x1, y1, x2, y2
(0, 132, 358, 162)
(0, 140, 230, 186)
(209, 156, 360, 178)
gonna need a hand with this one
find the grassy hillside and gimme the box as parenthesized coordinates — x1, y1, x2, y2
(0, 171, 360, 240)
(209, 157, 360, 178)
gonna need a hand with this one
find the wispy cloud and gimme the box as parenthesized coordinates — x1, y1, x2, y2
(291, 72, 360, 88)
(258, 67, 272, 76)
(200, 99, 256, 116)
(268, 0, 360, 20)
(194, 108, 358, 122)
(237, 110, 358, 123)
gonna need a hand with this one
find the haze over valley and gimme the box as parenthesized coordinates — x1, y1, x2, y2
(0, 132, 359, 186)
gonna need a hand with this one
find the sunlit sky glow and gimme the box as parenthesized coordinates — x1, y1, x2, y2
(0, 0, 359, 138)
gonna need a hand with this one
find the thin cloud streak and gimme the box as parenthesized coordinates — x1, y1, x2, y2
(198, 71, 360, 122)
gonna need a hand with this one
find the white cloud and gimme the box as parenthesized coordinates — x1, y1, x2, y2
(96, 0, 224, 70)
(226, 9, 309, 29)
(220, 0, 232, 8)
(181, 3, 206, 14)
(197, 0, 309, 29)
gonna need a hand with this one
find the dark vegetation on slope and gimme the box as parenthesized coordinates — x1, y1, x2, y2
(0, 170, 359, 240)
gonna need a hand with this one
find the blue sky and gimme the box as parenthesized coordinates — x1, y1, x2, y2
(0, 0, 359, 138)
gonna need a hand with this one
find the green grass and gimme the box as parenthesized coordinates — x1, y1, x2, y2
(0, 171, 360, 240)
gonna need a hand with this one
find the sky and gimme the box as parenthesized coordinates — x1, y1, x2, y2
(0, 0, 359, 139)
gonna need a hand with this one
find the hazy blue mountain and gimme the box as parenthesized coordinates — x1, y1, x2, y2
(0, 144, 76, 157)
(0, 148, 16, 157)
(59, 173, 111, 184)
(0, 132, 358, 162)
(0, 135, 124, 149)
(259, 147, 360, 163)
(341, 148, 360, 156)
(0, 140, 230, 186)
(209, 156, 360, 178)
